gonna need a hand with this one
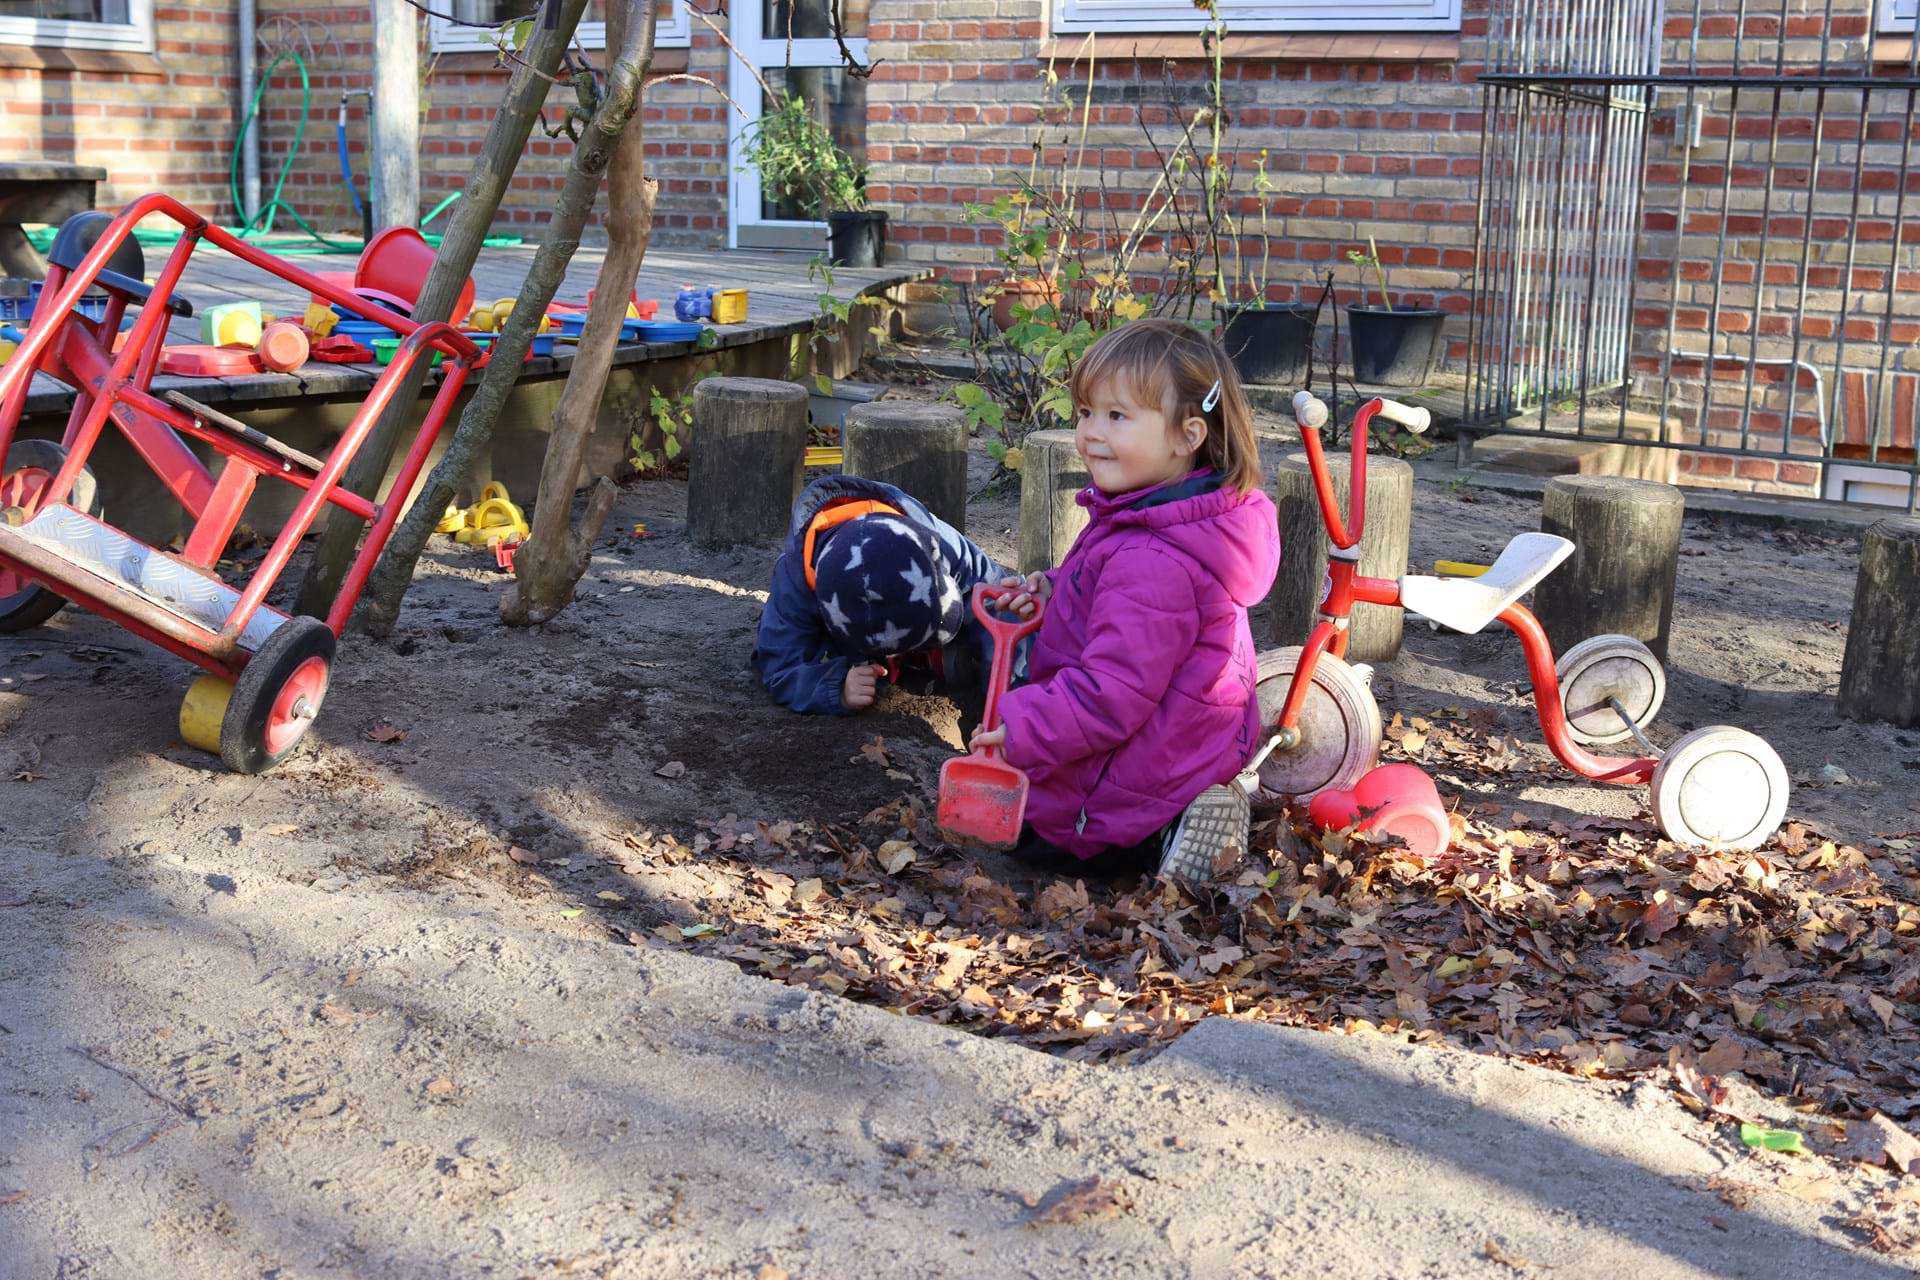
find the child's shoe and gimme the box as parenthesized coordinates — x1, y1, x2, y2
(1158, 778, 1251, 882)
(1156, 734, 1284, 883)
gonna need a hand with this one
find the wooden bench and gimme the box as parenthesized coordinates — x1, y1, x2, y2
(0, 162, 108, 279)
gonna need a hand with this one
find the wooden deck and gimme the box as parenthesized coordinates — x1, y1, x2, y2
(17, 242, 919, 416)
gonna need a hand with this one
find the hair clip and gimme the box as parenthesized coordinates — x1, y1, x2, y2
(1201, 379, 1222, 413)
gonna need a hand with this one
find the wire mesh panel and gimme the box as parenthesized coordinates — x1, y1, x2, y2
(1466, 0, 1920, 510)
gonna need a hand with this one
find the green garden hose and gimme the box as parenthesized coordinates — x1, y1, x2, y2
(231, 49, 364, 253)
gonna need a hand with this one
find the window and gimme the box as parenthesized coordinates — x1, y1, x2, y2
(1052, 0, 1461, 34)
(1879, 0, 1917, 33)
(429, 0, 690, 54)
(0, 0, 154, 51)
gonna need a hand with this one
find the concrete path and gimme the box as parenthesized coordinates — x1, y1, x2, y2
(2, 827, 1902, 1278)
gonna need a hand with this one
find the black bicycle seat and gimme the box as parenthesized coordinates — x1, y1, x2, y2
(45, 212, 194, 318)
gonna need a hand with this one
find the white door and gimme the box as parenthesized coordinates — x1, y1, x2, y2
(727, 0, 871, 251)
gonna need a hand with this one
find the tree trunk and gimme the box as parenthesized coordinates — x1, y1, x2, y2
(1270, 451, 1413, 663)
(686, 377, 810, 548)
(1535, 475, 1684, 660)
(1837, 516, 1920, 727)
(370, 0, 420, 234)
(842, 400, 968, 532)
(1016, 428, 1087, 575)
(354, 8, 655, 637)
(501, 0, 659, 627)
(295, 0, 590, 622)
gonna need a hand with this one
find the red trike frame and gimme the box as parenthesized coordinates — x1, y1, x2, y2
(0, 193, 483, 682)
(1275, 398, 1656, 787)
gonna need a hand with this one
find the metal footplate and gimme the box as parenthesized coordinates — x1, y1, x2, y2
(0, 502, 287, 652)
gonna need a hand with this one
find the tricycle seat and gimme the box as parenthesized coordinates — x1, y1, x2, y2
(1398, 532, 1574, 635)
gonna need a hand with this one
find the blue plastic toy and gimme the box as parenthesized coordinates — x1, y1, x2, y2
(674, 286, 714, 322)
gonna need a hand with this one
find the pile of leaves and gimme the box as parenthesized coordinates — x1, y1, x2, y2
(610, 721, 1920, 1128)
(608, 720, 1919, 1127)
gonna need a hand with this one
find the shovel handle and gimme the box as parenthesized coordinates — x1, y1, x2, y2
(971, 583, 1043, 755)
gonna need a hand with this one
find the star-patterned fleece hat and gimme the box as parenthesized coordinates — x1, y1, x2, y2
(813, 513, 965, 658)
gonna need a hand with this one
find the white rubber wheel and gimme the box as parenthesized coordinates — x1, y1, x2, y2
(1556, 634, 1665, 747)
(1251, 646, 1382, 809)
(1650, 725, 1790, 851)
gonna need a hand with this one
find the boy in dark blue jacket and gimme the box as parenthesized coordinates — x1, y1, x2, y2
(752, 475, 1013, 715)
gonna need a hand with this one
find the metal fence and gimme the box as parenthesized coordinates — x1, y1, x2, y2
(1465, 0, 1920, 511)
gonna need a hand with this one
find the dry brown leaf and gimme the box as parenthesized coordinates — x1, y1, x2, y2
(365, 722, 405, 744)
(877, 840, 917, 875)
(756, 1267, 789, 1280)
(1832, 1114, 1920, 1175)
(508, 846, 541, 865)
(793, 878, 825, 906)
(1481, 1238, 1532, 1270)
(1697, 1038, 1747, 1078)
(424, 1077, 455, 1097)
(1024, 1176, 1129, 1226)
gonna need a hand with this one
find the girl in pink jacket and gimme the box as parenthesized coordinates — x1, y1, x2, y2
(972, 319, 1280, 878)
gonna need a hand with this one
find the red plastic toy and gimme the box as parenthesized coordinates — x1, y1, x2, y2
(1306, 762, 1451, 859)
(0, 197, 486, 774)
(1257, 391, 1791, 852)
(937, 584, 1043, 848)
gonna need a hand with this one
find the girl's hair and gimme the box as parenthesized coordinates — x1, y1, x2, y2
(1069, 317, 1263, 493)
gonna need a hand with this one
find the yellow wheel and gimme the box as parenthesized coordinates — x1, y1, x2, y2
(180, 674, 234, 754)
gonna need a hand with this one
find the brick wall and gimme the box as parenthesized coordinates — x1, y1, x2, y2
(864, 2, 1491, 345)
(0, 2, 240, 219)
(245, 0, 717, 247)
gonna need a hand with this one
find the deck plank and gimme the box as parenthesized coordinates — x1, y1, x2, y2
(19, 245, 920, 415)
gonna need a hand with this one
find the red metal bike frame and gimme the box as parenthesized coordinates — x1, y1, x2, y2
(1275, 398, 1656, 787)
(0, 193, 483, 666)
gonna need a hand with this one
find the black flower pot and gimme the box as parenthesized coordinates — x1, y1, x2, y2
(828, 210, 888, 268)
(1346, 306, 1446, 388)
(1220, 303, 1318, 387)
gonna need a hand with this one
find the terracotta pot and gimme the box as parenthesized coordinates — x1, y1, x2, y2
(988, 277, 1061, 332)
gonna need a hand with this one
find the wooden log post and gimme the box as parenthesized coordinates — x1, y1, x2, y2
(842, 400, 968, 531)
(687, 377, 808, 549)
(1838, 516, 1920, 727)
(1535, 475, 1685, 660)
(1017, 428, 1089, 574)
(1270, 451, 1414, 663)
(369, 0, 420, 233)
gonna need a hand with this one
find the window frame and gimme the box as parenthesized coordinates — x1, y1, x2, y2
(1051, 0, 1462, 35)
(0, 0, 154, 52)
(429, 0, 690, 54)
(1878, 0, 1916, 34)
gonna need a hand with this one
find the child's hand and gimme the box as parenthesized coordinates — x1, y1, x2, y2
(998, 572, 1052, 620)
(970, 724, 1007, 751)
(842, 662, 887, 711)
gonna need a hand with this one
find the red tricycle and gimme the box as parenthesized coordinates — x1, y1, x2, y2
(0, 196, 484, 773)
(1249, 390, 1790, 852)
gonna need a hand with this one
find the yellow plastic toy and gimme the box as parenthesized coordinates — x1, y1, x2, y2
(1435, 560, 1491, 578)
(302, 301, 339, 338)
(202, 301, 264, 348)
(437, 482, 530, 547)
(467, 305, 498, 333)
(711, 289, 749, 324)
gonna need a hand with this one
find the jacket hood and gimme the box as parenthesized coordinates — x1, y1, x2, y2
(1079, 476, 1279, 608)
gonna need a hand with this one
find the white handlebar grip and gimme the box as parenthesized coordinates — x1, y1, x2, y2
(1291, 390, 1329, 430)
(1375, 398, 1431, 434)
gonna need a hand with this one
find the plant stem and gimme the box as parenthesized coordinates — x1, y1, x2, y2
(1368, 234, 1392, 313)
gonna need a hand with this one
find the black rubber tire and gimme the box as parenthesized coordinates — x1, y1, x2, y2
(218, 616, 336, 775)
(0, 438, 100, 634)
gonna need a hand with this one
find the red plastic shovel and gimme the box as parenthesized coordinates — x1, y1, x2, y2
(937, 583, 1043, 848)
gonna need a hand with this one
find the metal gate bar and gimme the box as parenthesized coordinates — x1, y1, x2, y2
(1465, 0, 1920, 511)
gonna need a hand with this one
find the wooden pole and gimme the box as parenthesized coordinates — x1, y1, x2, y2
(1016, 428, 1088, 574)
(370, 0, 420, 234)
(842, 400, 968, 531)
(1535, 475, 1685, 660)
(687, 377, 809, 548)
(1270, 451, 1413, 663)
(1838, 516, 1920, 727)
